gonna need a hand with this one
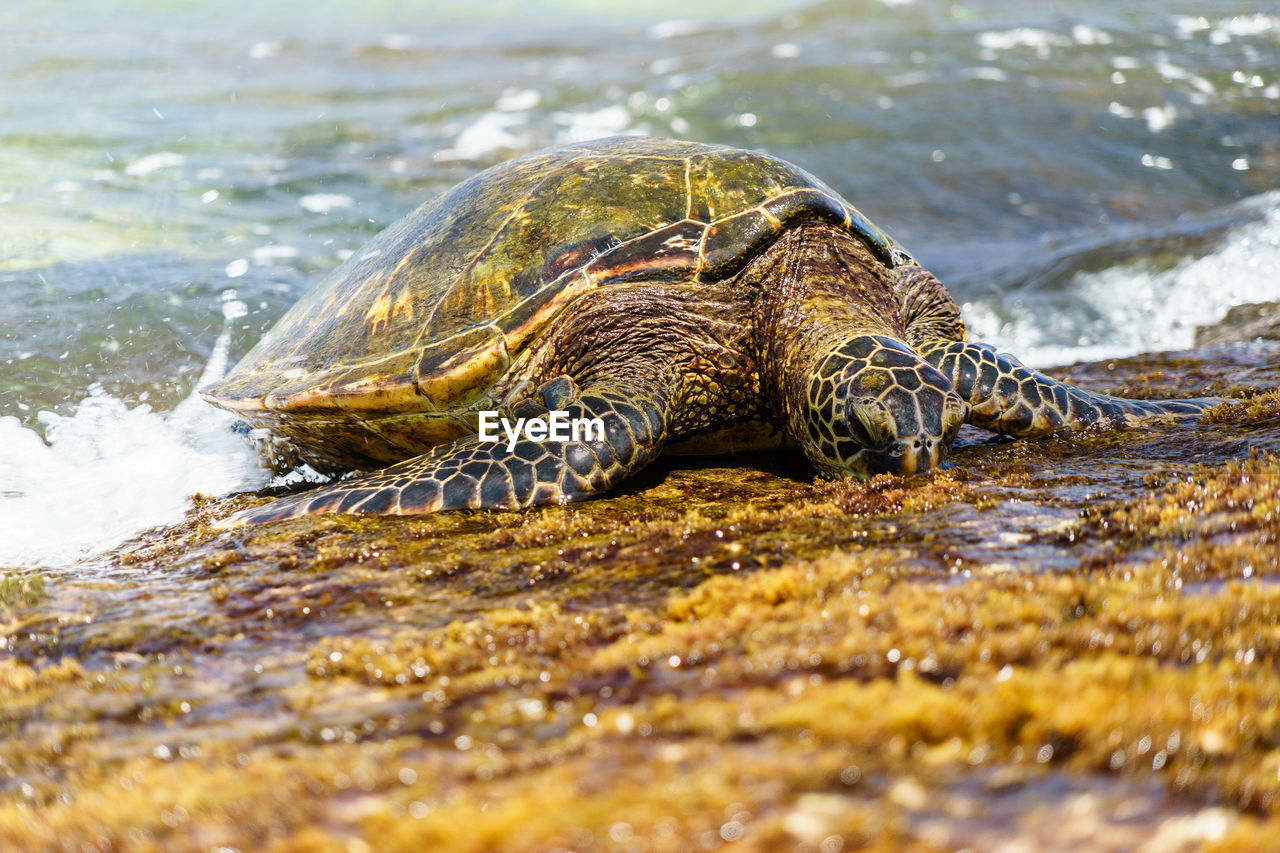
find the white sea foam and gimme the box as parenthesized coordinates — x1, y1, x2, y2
(0, 298, 268, 569)
(495, 88, 541, 112)
(965, 192, 1280, 367)
(648, 20, 703, 41)
(552, 105, 640, 143)
(124, 151, 185, 177)
(299, 193, 354, 214)
(976, 28, 1070, 60)
(437, 112, 528, 161)
(437, 101, 645, 162)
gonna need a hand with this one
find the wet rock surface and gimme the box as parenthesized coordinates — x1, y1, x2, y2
(2, 344, 1279, 851)
(1196, 301, 1280, 347)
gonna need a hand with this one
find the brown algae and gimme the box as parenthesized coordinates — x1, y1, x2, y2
(1, 344, 1279, 851)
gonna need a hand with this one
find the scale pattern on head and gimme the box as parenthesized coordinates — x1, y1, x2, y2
(206, 136, 906, 421)
(800, 335, 966, 478)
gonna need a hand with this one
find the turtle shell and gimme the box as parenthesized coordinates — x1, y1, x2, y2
(204, 136, 909, 420)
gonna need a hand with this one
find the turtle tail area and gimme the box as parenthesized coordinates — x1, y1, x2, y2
(917, 340, 1220, 438)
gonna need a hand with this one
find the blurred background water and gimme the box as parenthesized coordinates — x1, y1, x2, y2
(1, 0, 1278, 565)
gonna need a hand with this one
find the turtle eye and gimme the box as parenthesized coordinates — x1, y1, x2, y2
(843, 397, 892, 449)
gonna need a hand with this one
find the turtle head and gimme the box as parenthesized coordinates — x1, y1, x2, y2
(800, 335, 967, 479)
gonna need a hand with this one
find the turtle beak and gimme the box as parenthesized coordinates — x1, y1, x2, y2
(892, 436, 944, 476)
(844, 436, 945, 478)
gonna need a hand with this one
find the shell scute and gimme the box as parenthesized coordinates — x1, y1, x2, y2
(585, 219, 707, 284)
(700, 209, 777, 279)
(415, 324, 510, 409)
(762, 188, 849, 232)
(686, 149, 797, 222)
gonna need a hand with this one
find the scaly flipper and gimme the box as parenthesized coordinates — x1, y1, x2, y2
(217, 375, 671, 526)
(917, 340, 1218, 437)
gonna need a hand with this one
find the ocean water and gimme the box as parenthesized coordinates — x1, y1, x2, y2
(1, 0, 1277, 567)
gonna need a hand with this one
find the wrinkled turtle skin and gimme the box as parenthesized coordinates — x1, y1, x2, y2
(204, 136, 1216, 524)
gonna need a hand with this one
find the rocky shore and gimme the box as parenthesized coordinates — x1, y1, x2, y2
(2, 336, 1278, 851)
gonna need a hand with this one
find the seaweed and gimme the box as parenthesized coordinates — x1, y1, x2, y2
(2, 345, 1278, 850)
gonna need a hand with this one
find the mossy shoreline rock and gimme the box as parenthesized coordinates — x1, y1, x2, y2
(2, 342, 1279, 851)
(1196, 300, 1280, 347)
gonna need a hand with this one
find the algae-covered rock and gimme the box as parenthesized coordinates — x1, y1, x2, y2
(1196, 300, 1280, 347)
(1, 343, 1279, 851)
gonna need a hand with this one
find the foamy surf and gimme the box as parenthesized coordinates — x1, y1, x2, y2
(0, 295, 269, 569)
(965, 191, 1280, 368)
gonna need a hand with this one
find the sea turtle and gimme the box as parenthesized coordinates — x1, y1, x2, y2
(204, 136, 1215, 525)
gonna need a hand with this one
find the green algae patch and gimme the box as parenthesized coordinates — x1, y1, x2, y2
(1202, 388, 1280, 426)
(3, 343, 1280, 850)
(0, 572, 45, 609)
(1081, 454, 1279, 547)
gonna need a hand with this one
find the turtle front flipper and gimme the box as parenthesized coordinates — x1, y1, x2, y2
(216, 376, 672, 527)
(917, 340, 1219, 437)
